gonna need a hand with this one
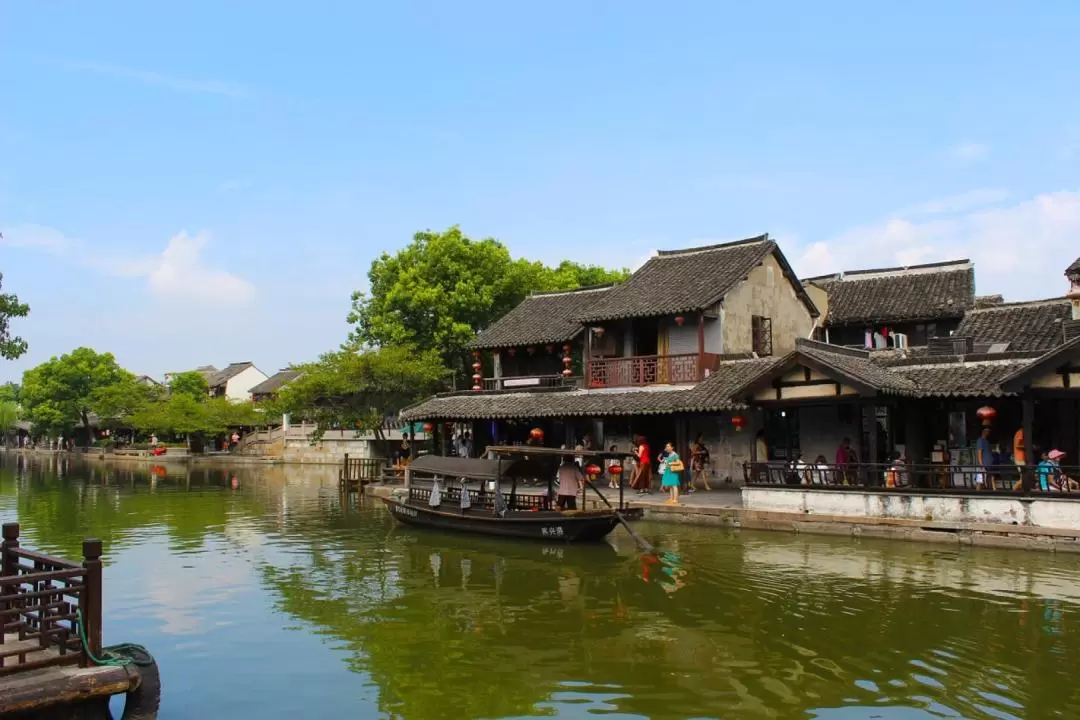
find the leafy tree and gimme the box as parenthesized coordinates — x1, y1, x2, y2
(20, 348, 128, 434)
(0, 382, 20, 405)
(90, 374, 161, 428)
(168, 370, 209, 401)
(275, 344, 446, 441)
(0, 272, 30, 360)
(0, 400, 17, 433)
(347, 226, 628, 376)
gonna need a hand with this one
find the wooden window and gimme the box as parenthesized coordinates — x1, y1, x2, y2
(751, 315, 773, 357)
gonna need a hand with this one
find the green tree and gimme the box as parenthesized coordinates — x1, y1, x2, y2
(0, 382, 20, 405)
(0, 272, 30, 360)
(90, 373, 161, 429)
(20, 348, 129, 434)
(275, 344, 445, 440)
(168, 370, 209, 400)
(347, 226, 628, 375)
(0, 400, 17, 433)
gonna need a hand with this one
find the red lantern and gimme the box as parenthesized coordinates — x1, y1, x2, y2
(472, 350, 481, 359)
(584, 463, 602, 477)
(508, 347, 517, 357)
(976, 406, 997, 426)
(563, 344, 572, 353)
(423, 422, 434, 433)
(472, 373, 482, 381)
(563, 355, 572, 366)
(472, 384, 482, 392)
(530, 428, 544, 441)
(674, 315, 685, 326)
(527, 346, 536, 355)
(731, 415, 746, 432)
(562, 368, 573, 377)
(546, 344, 555, 353)
(472, 361, 482, 372)
(608, 464, 623, 475)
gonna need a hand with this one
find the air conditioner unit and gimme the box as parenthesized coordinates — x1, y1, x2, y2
(892, 332, 909, 349)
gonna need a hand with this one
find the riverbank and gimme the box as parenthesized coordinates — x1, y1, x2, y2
(363, 483, 1080, 553)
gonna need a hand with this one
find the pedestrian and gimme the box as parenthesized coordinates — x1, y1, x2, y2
(660, 442, 683, 505)
(632, 435, 653, 495)
(556, 456, 584, 510)
(975, 426, 992, 490)
(690, 434, 711, 491)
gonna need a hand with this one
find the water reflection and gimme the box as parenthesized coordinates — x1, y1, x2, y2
(1, 454, 1078, 719)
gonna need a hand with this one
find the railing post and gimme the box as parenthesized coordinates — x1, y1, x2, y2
(343, 453, 350, 481)
(81, 538, 103, 666)
(1, 522, 19, 578)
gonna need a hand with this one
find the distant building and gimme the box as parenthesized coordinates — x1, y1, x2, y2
(207, 362, 269, 401)
(249, 369, 301, 403)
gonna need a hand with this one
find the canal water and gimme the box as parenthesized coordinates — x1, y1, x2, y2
(2, 454, 1079, 719)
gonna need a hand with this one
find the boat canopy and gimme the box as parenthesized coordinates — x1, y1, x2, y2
(408, 455, 500, 480)
(484, 446, 636, 460)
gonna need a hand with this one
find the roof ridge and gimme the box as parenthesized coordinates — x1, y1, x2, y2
(826, 260, 973, 282)
(654, 233, 770, 257)
(527, 284, 615, 297)
(967, 296, 1069, 311)
(796, 337, 871, 359)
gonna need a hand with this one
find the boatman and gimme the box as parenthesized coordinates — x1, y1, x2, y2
(556, 456, 584, 511)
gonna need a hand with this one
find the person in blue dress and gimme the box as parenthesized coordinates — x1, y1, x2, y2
(659, 442, 683, 505)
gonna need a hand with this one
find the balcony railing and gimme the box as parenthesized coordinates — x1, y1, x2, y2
(586, 353, 718, 388)
(482, 375, 579, 391)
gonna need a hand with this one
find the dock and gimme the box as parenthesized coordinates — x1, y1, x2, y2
(0, 523, 160, 719)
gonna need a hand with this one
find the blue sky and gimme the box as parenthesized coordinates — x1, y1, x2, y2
(2, 1, 1079, 382)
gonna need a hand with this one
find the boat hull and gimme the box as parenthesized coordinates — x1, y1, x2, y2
(381, 497, 622, 542)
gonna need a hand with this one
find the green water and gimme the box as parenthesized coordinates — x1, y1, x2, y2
(2, 454, 1079, 719)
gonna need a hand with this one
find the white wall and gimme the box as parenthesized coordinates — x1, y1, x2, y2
(224, 366, 269, 401)
(743, 487, 1080, 531)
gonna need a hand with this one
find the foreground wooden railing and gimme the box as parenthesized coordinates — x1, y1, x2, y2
(743, 461, 1080, 494)
(340, 455, 390, 484)
(587, 353, 719, 388)
(0, 523, 102, 675)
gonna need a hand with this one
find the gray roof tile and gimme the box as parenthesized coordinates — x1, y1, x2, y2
(249, 369, 301, 396)
(810, 260, 974, 325)
(955, 298, 1072, 352)
(469, 286, 611, 350)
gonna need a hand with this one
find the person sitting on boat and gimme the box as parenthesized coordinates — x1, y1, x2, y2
(556, 456, 584, 511)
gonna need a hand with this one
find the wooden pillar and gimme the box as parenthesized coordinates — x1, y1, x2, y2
(2, 522, 19, 578)
(1022, 393, 1035, 490)
(81, 538, 103, 666)
(697, 312, 706, 380)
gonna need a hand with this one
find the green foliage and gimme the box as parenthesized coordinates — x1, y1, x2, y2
(0, 382, 20, 405)
(0, 400, 18, 432)
(168, 370, 209, 400)
(90, 374, 162, 428)
(274, 344, 446, 440)
(0, 272, 30, 361)
(21, 347, 129, 434)
(347, 226, 628, 374)
(128, 395, 264, 439)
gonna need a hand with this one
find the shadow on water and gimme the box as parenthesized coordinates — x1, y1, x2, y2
(2, 452, 1079, 719)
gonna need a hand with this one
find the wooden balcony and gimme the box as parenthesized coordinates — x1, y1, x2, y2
(482, 375, 580, 392)
(586, 353, 718, 388)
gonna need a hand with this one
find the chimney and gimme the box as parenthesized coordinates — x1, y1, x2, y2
(1068, 258, 1080, 321)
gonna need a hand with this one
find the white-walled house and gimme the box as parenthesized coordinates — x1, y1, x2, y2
(207, 362, 269, 401)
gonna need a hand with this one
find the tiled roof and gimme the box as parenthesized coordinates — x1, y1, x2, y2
(469, 286, 611, 350)
(208, 362, 257, 388)
(796, 341, 919, 395)
(954, 298, 1072, 352)
(1067, 257, 1080, 276)
(576, 236, 815, 322)
(401, 357, 783, 421)
(249, 369, 301, 396)
(890, 358, 1034, 397)
(1000, 336, 1080, 392)
(809, 260, 974, 326)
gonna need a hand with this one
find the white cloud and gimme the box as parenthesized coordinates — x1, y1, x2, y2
(1, 224, 255, 305)
(949, 141, 989, 164)
(900, 188, 1008, 217)
(60, 60, 251, 98)
(793, 190, 1080, 300)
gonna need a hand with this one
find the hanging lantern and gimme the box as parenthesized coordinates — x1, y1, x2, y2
(608, 464, 623, 476)
(527, 346, 536, 355)
(508, 347, 517, 357)
(592, 326, 605, 337)
(423, 422, 434, 433)
(472, 383, 482, 392)
(530, 427, 544, 441)
(584, 463, 602, 478)
(562, 368, 573, 377)
(731, 415, 746, 432)
(472, 373, 482, 382)
(563, 343, 572, 353)
(472, 361, 482, 373)
(546, 344, 555, 354)
(674, 315, 685, 326)
(472, 350, 481, 359)
(976, 406, 997, 426)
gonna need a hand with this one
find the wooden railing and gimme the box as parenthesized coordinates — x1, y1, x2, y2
(409, 485, 549, 511)
(743, 462, 1080, 495)
(587, 353, 719, 388)
(0, 523, 102, 675)
(340, 455, 389, 484)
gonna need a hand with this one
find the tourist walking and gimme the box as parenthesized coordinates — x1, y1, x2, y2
(660, 442, 683, 505)
(632, 435, 653, 495)
(690, 434, 710, 491)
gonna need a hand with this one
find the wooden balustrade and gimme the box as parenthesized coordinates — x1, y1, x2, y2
(0, 523, 101, 675)
(586, 353, 719, 388)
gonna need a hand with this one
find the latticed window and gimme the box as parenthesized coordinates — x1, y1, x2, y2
(751, 315, 773, 357)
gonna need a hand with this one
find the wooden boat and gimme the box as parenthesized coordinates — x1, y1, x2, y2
(380, 446, 641, 543)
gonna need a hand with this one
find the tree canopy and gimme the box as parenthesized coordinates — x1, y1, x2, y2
(273, 344, 446, 440)
(20, 347, 130, 434)
(0, 401, 17, 433)
(0, 272, 30, 360)
(347, 226, 628, 375)
(128, 394, 262, 439)
(168, 370, 210, 400)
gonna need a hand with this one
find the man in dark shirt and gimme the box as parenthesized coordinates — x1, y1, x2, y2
(975, 426, 993, 490)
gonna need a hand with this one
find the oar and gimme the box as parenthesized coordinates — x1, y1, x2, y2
(584, 479, 655, 554)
